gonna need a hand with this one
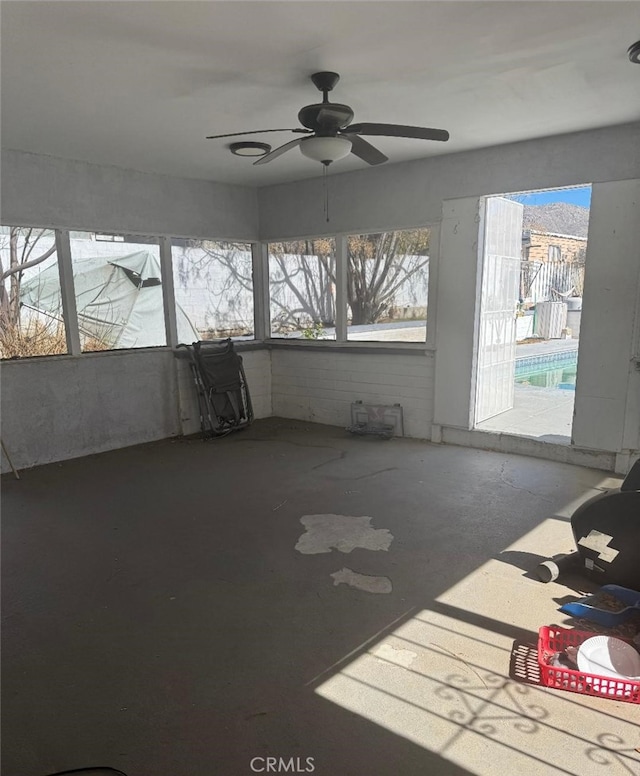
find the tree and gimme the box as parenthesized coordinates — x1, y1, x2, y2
(346, 229, 430, 325)
(0, 227, 63, 357)
(0, 227, 56, 327)
(268, 238, 335, 330)
(173, 230, 430, 335)
(177, 238, 337, 334)
(236, 229, 431, 332)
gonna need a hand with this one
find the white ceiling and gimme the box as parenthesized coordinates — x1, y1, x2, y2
(2, 1, 639, 187)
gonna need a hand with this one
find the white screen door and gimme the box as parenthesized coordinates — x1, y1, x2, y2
(474, 197, 524, 424)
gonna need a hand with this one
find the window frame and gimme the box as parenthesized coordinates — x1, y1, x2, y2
(266, 236, 338, 341)
(2, 217, 438, 359)
(548, 244, 562, 262)
(169, 235, 257, 344)
(0, 224, 76, 359)
(67, 229, 167, 353)
(263, 223, 438, 352)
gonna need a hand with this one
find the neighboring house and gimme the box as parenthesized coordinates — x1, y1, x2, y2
(522, 229, 587, 264)
(520, 230, 587, 312)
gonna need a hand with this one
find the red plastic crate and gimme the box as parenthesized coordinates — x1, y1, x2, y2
(538, 626, 640, 704)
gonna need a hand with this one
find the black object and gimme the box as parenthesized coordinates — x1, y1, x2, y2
(206, 71, 449, 166)
(44, 770, 128, 776)
(537, 459, 640, 587)
(535, 552, 580, 583)
(177, 339, 253, 438)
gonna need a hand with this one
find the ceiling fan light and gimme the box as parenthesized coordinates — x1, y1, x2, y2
(300, 135, 352, 164)
(229, 141, 272, 157)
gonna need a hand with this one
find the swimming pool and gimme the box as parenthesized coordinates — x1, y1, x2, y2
(515, 350, 578, 391)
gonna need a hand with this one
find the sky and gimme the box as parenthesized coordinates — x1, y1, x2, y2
(508, 186, 591, 208)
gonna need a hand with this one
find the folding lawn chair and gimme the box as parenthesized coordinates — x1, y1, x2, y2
(177, 339, 253, 438)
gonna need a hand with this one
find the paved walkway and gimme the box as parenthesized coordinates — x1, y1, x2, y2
(515, 338, 579, 359)
(476, 383, 574, 443)
(478, 337, 578, 442)
(282, 320, 428, 342)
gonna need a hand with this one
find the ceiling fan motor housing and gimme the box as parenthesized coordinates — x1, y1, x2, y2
(297, 103, 354, 133)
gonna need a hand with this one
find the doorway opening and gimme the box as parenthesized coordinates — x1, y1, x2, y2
(473, 185, 591, 443)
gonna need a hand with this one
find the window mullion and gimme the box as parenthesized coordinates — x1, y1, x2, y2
(55, 229, 81, 355)
(252, 242, 270, 341)
(335, 235, 347, 342)
(159, 236, 179, 347)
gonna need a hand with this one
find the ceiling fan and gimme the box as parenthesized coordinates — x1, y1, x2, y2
(206, 71, 449, 167)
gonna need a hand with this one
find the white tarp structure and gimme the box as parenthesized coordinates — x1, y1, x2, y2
(20, 250, 199, 349)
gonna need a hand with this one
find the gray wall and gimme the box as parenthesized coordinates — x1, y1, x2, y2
(1, 348, 272, 471)
(271, 348, 434, 439)
(258, 123, 640, 239)
(573, 179, 640, 455)
(3, 124, 640, 471)
(1, 149, 259, 239)
(2, 349, 181, 469)
(258, 123, 640, 471)
(432, 196, 482, 430)
(428, 182, 640, 473)
(0, 149, 261, 471)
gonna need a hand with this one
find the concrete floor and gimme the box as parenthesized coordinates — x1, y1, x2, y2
(2, 419, 638, 776)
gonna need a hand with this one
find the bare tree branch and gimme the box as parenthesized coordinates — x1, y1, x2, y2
(0, 243, 56, 282)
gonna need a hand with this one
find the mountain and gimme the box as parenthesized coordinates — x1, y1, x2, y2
(522, 202, 590, 238)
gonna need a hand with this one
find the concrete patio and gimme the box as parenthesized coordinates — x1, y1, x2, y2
(476, 384, 575, 443)
(477, 340, 580, 443)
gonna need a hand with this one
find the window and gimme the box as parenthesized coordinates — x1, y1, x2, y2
(548, 245, 562, 262)
(0, 225, 65, 358)
(171, 239, 254, 342)
(268, 239, 336, 339)
(68, 231, 165, 351)
(346, 228, 430, 342)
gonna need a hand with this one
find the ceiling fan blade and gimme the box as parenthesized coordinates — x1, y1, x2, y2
(345, 123, 449, 142)
(348, 135, 388, 165)
(253, 137, 303, 166)
(206, 128, 311, 140)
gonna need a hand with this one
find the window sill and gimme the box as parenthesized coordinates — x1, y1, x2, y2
(265, 339, 435, 356)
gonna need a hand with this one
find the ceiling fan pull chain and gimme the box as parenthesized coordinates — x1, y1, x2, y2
(323, 164, 330, 223)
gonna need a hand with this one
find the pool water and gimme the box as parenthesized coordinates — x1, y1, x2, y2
(515, 359, 577, 391)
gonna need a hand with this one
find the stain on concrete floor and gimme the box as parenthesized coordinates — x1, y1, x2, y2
(330, 567, 393, 594)
(372, 642, 418, 666)
(295, 514, 394, 554)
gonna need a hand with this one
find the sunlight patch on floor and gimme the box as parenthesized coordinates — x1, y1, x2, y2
(314, 507, 639, 776)
(315, 606, 639, 775)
